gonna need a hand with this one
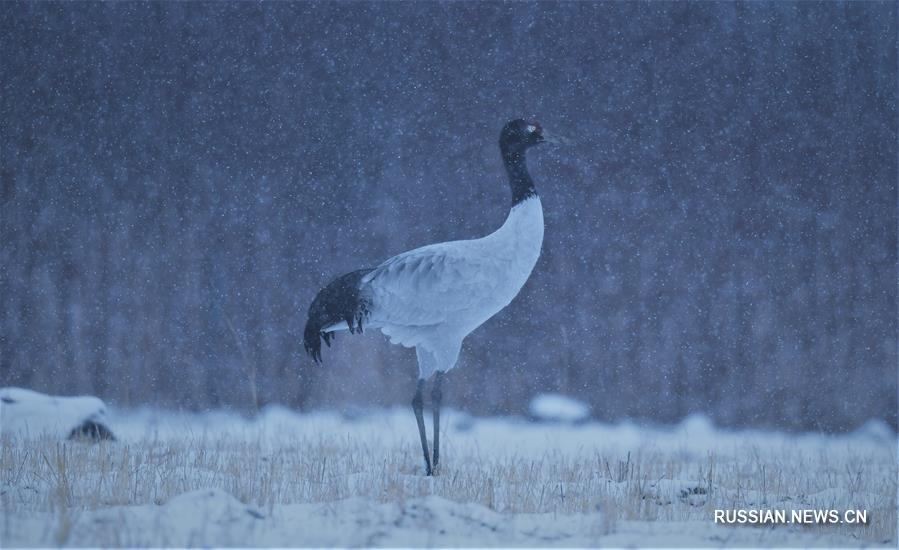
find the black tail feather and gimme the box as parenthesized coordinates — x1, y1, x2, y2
(303, 269, 373, 363)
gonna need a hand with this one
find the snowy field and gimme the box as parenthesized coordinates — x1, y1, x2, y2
(1, 400, 896, 548)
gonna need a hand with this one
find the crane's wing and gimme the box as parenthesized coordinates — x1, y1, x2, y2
(362, 240, 508, 329)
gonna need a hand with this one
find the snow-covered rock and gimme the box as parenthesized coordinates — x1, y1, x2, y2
(852, 418, 896, 442)
(528, 392, 590, 423)
(0, 387, 115, 441)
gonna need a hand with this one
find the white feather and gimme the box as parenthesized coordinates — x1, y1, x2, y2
(323, 321, 348, 332)
(361, 197, 544, 378)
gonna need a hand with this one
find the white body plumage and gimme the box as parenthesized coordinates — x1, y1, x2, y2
(325, 196, 544, 379)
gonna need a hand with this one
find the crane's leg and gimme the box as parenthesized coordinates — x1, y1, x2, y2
(431, 371, 444, 473)
(412, 379, 432, 476)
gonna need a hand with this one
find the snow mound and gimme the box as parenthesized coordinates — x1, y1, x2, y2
(157, 489, 264, 543)
(8, 489, 875, 547)
(528, 393, 590, 422)
(853, 418, 896, 442)
(164, 488, 264, 521)
(21, 491, 599, 547)
(73, 488, 264, 547)
(0, 387, 115, 441)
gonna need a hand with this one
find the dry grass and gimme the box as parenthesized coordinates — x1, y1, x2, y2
(1, 410, 896, 547)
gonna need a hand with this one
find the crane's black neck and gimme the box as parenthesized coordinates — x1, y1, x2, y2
(501, 146, 538, 206)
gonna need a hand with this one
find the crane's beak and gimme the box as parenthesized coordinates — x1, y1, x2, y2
(540, 130, 573, 146)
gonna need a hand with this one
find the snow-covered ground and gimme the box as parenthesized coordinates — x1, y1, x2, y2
(2, 401, 896, 547)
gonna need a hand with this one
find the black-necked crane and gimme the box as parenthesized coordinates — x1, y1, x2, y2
(304, 119, 557, 475)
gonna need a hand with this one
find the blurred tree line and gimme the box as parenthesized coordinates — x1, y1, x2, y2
(1, 1, 895, 431)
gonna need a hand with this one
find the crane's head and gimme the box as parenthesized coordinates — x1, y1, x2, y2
(500, 119, 569, 154)
(500, 119, 545, 153)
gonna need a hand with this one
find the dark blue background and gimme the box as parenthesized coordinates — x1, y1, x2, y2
(2, 2, 895, 431)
